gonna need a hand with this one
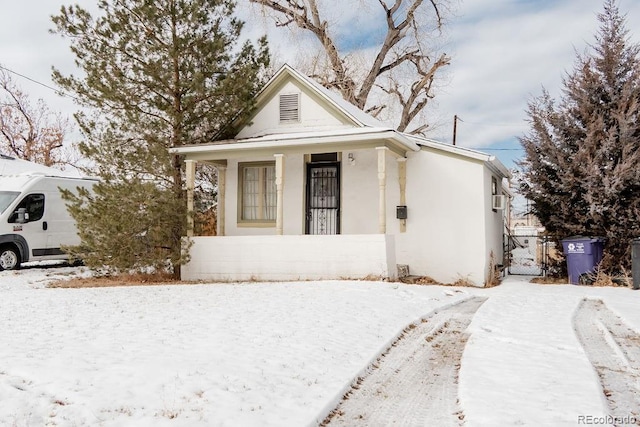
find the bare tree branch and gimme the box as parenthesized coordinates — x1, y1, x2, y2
(0, 69, 76, 167)
(250, 0, 451, 132)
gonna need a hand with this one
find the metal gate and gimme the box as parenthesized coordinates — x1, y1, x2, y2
(305, 163, 340, 235)
(507, 234, 556, 276)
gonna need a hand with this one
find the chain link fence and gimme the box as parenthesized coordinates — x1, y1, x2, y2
(507, 234, 559, 276)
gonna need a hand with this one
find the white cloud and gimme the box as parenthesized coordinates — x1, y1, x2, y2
(431, 0, 640, 154)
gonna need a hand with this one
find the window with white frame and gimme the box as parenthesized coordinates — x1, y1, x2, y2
(491, 176, 498, 212)
(239, 162, 276, 222)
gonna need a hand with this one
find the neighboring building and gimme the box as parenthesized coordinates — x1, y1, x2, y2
(170, 65, 511, 286)
(509, 205, 546, 275)
(511, 208, 543, 230)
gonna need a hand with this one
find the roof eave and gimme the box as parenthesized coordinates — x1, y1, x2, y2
(487, 156, 512, 179)
(409, 136, 511, 179)
(170, 129, 419, 160)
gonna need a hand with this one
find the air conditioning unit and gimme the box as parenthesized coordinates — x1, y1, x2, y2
(492, 195, 507, 210)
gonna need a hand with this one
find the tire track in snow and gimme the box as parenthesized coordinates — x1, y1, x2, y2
(573, 299, 640, 423)
(321, 296, 487, 427)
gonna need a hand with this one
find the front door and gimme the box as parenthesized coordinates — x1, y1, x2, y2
(306, 162, 340, 235)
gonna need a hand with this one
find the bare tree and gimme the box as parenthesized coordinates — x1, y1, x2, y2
(0, 68, 75, 167)
(250, 0, 451, 134)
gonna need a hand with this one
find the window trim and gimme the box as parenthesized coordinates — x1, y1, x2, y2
(237, 161, 277, 226)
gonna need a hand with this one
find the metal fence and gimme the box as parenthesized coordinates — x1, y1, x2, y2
(506, 234, 559, 276)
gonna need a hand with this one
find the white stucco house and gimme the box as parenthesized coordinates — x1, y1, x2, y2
(170, 65, 511, 286)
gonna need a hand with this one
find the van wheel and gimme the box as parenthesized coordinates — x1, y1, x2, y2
(0, 246, 20, 271)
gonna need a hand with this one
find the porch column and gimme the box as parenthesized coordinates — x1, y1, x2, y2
(376, 147, 388, 234)
(398, 157, 407, 233)
(217, 164, 226, 236)
(185, 159, 196, 237)
(274, 153, 285, 235)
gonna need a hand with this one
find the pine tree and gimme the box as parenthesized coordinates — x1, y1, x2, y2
(51, 0, 270, 277)
(519, 0, 640, 274)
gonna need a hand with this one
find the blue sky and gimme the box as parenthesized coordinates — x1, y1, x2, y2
(430, 0, 640, 169)
(242, 0, 640, 169)
(1, 0, 640, 172)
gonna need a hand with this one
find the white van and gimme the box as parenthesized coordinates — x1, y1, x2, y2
(0, 173, 98, 270)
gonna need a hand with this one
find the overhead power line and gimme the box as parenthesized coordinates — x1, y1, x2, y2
(461, 120, 525, 127)
(0, 64, 82, 103)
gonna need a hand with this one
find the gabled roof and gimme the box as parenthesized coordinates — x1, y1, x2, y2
(172, 65, 511, 177)
(254, 64, 386, 129)
(172, 64, 421, 158)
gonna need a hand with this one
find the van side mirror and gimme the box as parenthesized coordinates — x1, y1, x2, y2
(16, 208, 29, 223)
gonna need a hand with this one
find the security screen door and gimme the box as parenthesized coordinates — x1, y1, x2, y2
(305, 162, 340, 235)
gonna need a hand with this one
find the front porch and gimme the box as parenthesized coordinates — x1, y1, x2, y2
(170, 123, 420, 283)
(183, 234, 397, 281)
(179, 129, 417, 239)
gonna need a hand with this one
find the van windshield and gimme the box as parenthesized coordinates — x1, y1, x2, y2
(0, 191, 20, 215)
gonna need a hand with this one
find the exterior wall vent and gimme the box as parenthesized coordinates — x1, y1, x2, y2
(279, 93, 300, 123)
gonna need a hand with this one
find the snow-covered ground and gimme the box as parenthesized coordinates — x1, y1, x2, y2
(1, 266, 639, 426)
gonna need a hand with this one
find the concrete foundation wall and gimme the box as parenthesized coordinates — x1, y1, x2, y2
(183, 234, 397, 282)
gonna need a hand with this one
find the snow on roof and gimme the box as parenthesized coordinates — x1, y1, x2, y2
(0, 155, 80, 178)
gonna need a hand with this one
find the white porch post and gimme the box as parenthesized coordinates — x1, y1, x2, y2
(376, 147, 388, 234)
(185, 159, 196, 237)
(274, 154, 285, 235)
(398, 157, 407, 233)
(217, 164, 226, 236)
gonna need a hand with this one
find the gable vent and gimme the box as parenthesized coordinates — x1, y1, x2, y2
(279, 93, 300, 123)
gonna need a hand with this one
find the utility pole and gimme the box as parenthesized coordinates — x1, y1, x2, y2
(453, 115, 459, 145)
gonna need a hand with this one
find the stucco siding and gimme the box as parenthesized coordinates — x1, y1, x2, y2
(341, 149, 401, 235)
(341, 149, 378, 234)
(484, 167, 507, 280)
(395, 148, 487, 285)
(221, 147, 499, 285)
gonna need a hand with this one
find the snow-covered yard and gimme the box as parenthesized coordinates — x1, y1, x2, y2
(1, 265, 639, 426)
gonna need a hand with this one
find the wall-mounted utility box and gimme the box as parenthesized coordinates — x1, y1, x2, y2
(396, 205, 408, 220)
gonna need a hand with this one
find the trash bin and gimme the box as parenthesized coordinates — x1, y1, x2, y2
(632, 238, 640, 290)
(561, 236, 606, 285)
